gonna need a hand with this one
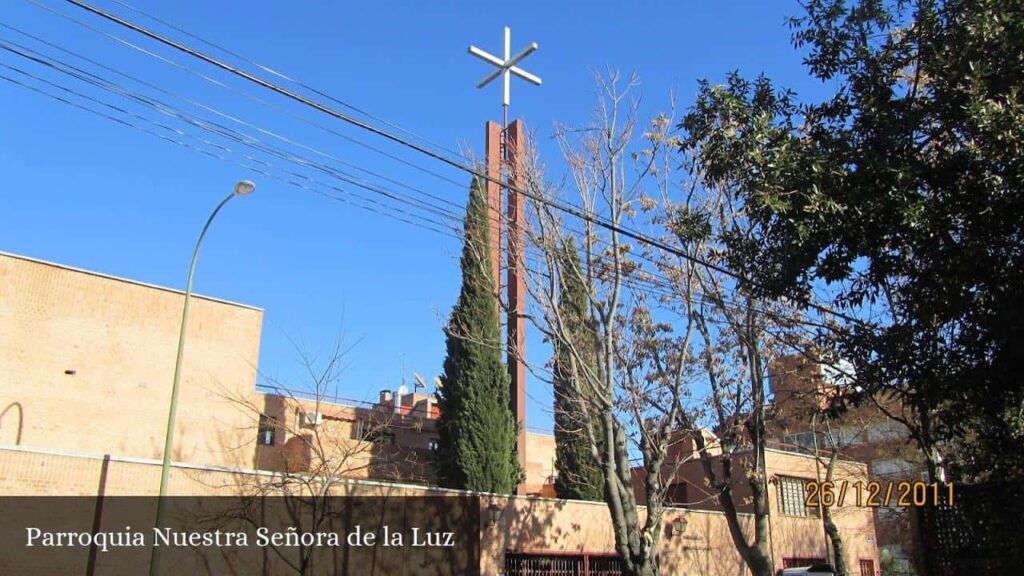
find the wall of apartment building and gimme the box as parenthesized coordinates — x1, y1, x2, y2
(253, 392, 438, 483)
(647, 447, 879, 572)
(765, 450, 878, 570)
(0, 252, 265, 471)
(768, 354, 920, 473)
(251, 391, 557, 493)
(0, 445, 876, 575)
(522, 432, 556, 496)
(769, 353, 833, 434)
(767, 353, 925, 567)
(0, 252, 526, 491)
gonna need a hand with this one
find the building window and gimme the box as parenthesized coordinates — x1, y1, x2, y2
(666, 482, 688, 507)
(257, 414, 275, 446)
(505, 553, 622, 575)
(783, 557, 826, 569)
(371, 432, 395, 446)
(356, 419, 395, 445)
(777, 476, 819, 517)
(868, 420, 907, 443)
(428, 438, 440, 452)
(784, 431, 817, 449)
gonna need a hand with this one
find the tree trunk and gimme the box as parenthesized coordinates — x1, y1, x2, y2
(822, 451, 849, 576)
(691, 433, 774, 576)
(602, 414, 658, 576)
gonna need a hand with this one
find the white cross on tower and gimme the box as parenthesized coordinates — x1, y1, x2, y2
(468, 26, 542, 113)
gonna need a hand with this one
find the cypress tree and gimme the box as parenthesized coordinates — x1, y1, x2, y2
(435, 176, 521, 493)
(552, 239, 605, 501)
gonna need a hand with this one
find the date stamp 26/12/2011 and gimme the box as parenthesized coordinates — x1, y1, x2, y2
(804, 480, 954, 508)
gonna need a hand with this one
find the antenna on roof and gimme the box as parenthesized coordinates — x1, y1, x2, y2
(413, 373, 426, 390)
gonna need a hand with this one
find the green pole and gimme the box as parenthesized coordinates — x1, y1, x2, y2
(148, 181, 253, 576)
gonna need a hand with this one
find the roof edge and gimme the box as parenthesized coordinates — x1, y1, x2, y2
(0, 250, 263, 312)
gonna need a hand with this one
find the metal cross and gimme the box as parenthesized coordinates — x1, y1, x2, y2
(468, 26, 542, 113)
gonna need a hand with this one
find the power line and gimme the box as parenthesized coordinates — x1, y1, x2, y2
(0, 16, 689, 305)
(0, 32, 825, 435)
(18, 1, 810, 328)
(6, 6, 843, 330)
(0, 39, 463, 225)
(15, 2, 661, 284)
(62, 0, 863, 327)
(0, 39, 462, 236)
(0, 35, 815, 330)
(0, 19, 467, 219)
(1, 59, 824, 403)
(0, 33, 824, 331)
(25, 0, 472, 195)
(0, 65, 459, 238)
(106, 0, 476, 166)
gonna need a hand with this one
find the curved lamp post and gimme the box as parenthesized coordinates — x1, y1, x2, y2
(148, 180, 255, 576)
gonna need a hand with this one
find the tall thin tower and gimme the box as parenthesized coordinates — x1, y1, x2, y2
(468, 27, 541, 493)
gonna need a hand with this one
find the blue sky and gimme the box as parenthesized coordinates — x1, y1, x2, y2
(0, 0, 829, 434)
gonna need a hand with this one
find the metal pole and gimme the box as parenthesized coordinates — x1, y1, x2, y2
(148, 189, 242, 576)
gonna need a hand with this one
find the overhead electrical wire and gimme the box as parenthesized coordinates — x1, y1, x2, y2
(0, 40, 462, 226)
(0, 22, 467, 222)
(12, 2, 801, 326)
(60, 0, 864, 327)
(24, 0, 472, 195)
(1, 9, 832, 429)
(0, 24, 831, 444)
(0, 34, 820, 332)
(0, 66, 458, 239)
(0, 44, 576, 309)
(0, 64, 819, 405)
(5, 2, 842, 331)
(0, 47, 460, 238)
(0, 14, 698, 310)
(107, 0, 477, 167)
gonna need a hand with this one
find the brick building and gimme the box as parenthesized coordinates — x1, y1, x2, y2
(0, 251, 880, 574)
(0, 250, 556, 493)
(767, 353, 923, 574)
(633, 428, 881, 575)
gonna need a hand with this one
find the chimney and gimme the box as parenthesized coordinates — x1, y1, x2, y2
(394, 385, 407, 415)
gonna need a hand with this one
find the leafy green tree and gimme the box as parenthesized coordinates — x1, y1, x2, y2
(435, 177, 521, 493)
(680, 0, 1024, 481)
(552, 240, 605, 501)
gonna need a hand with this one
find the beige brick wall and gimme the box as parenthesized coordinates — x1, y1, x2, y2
(0, 253, 878, 572)
(522, 432, 556, 496)
(646, 446, 879, 572)
(0, 445, 873, 575)
(0, 252, 264, 470)
(253, 392, 439, 483)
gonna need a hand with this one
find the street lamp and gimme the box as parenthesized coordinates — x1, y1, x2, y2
(486, 502, 504, 528)
(667, 515, 689, 538)
(148, 180, 255, 576)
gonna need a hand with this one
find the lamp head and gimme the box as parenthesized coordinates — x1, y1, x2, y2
(667, 516, 688, 537)
(234, 180, 256, 196)
(486, 502, 504, 528)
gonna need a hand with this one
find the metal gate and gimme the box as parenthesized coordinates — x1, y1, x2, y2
(917, 480, 1023, 575)
(504, 552, 623, 576)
